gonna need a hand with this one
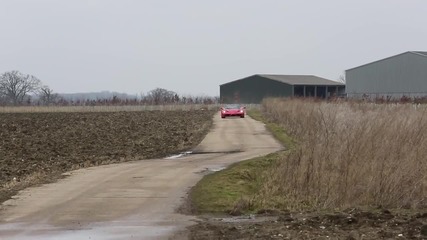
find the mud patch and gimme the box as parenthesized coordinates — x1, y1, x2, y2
(188, 209, 427, 239)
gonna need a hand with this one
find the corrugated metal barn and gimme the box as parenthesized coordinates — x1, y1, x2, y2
(346, 51, 427, 98)
(220, 74, 345, 103)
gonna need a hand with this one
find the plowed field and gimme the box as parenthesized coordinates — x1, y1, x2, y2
(0, 110, 214, 202)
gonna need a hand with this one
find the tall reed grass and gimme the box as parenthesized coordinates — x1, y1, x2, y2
(258, 98, 427, 210)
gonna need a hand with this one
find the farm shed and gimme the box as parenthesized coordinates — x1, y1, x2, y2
(346, 51, 427, 98)
(220, 74, 345, 103)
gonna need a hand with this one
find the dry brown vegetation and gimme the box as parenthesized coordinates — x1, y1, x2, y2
(256, 98, 427, 211)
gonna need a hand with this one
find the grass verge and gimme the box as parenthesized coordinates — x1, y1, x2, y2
(247, 109, 294, 149)
(190, 109, 291, 215)
(190, 153, 279, 215)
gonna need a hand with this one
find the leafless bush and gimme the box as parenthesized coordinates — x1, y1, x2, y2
(144, 88, 179, 105)
(38, 85, 60, 105)
(257, 98, 427, 210)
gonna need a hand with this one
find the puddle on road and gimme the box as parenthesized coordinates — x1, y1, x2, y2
(165, 150, 243, 160)
(0, 221, 178, 240)
(211, 215, 279, 223)
(207, 167, 226, 172)
(196, 167, 226, 175)
(164, 151, 193, 159)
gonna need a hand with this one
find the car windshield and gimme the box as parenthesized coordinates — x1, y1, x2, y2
(224, 104, 241, 109)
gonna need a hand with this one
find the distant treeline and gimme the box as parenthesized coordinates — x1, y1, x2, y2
(0, 71, 218, 106)
(49, 93, 219, 106)
(1, 88, 219, 107)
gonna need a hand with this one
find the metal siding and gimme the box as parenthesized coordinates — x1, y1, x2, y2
(346, 52, 427, 96)
(220, 75, 292, 103)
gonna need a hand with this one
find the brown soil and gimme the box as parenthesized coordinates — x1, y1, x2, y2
(189, 209, 427, 239)
(0, 110, 214, 203)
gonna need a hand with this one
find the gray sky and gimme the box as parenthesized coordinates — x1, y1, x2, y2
(1, 0, 426, 96)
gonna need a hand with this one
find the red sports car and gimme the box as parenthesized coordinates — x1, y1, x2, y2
(220, 104, 245, 118)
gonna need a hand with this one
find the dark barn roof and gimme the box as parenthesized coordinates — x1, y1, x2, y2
(258, 74, 344, 86)
(221, 74, 344, 86)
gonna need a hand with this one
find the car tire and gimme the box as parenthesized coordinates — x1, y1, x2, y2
(240, 115, 245, 118)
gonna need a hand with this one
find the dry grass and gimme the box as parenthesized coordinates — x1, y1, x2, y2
(256, 98, 427, 211)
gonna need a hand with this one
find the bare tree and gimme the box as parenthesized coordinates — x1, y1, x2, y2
(338, 72, 346, 84)
(147, 88, 178, 105)
(38, 85, 59, 105)
(0, 71, 42, 105)
(0, 86, 6, 105)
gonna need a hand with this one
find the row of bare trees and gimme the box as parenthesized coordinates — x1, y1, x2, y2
(141, 88, 218, 105)
(0, 71, 218, 106)
(61, 89, 218, 106)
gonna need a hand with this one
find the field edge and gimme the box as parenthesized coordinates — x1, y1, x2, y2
(0, 110, 216, 205)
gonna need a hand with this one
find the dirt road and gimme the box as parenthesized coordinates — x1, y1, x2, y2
(0, 113, 282, 240)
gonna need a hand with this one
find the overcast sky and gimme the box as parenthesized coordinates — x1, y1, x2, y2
(1, 0, 426, 96)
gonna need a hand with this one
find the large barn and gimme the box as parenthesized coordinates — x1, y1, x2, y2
(346, 51, 427, 98)
(220, 74, 345, 104)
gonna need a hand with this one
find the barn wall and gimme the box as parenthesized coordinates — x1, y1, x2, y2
(220, 75, 293, 103)
(346, 52, 427, 98)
